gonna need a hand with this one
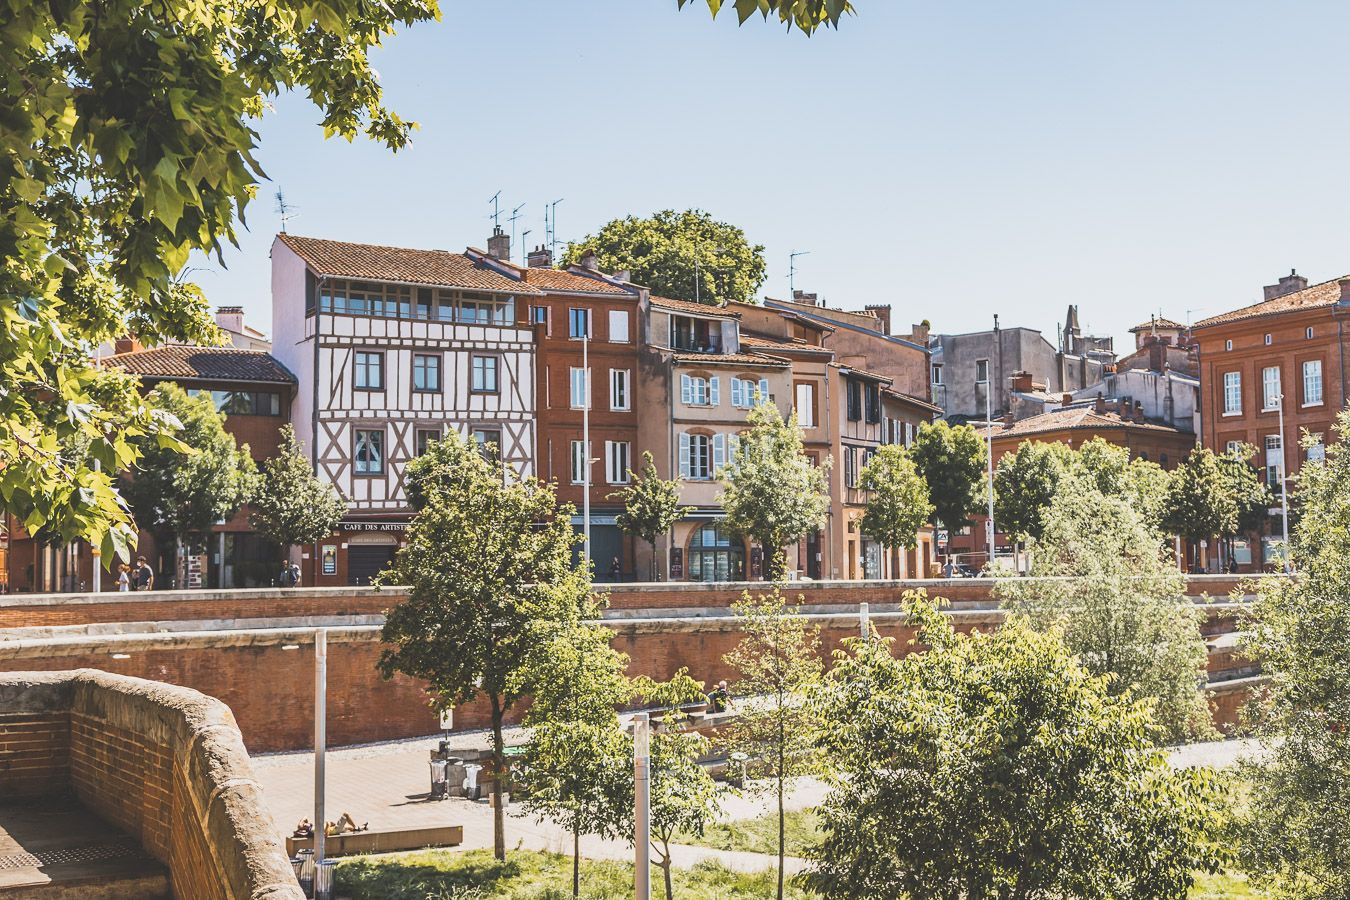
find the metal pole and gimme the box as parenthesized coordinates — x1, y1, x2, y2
(859, 602, 870, 640)
(633, 712, 651, 900)
(583, 328, 592, 575)
(1278, 394, 1290, 564)
(314, 629, 327, 864)
(985, 373, 995, 567)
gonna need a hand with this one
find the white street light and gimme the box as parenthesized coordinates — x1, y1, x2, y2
(633, 712, 651, 900)
(314, 629, 328, 866)
(1276, 394, 1290, 568)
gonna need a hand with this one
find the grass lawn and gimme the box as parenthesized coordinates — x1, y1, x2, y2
(334, 848, 818, 899)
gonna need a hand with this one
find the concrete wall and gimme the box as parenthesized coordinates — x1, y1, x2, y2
(0, 669, 302, 900)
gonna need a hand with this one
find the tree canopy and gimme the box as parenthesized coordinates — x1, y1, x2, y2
(1162, 447, 1238, 544)
(677, 0, 855, 34)
(562, 210, 766, 305)
(249, 424, 344, 551)
(718, 400, 830, 581)
(858, 444, 933, 552)
(806, 593, 1226, 899)
(993, 439, 1072, 544)
(908, 420, 986, 533)
(611, 450, 685, 580)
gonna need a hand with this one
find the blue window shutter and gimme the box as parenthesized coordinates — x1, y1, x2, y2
(709, 376, 720, 407)
(680, 374, 692, 405)
(731, 379, 744, 408)
(712, 433, 726, 472)
(759, 378, 769, 402)
(679, 432, 691, 478)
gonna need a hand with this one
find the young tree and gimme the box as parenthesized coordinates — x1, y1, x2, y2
(123, 384, 257, 586)
(611, 451, 686, 580)
(377, 430, 590, 861)
(249, 425, 345, 574)
(1239, 412, 1350, 895)
(718, 400, 830, 582)
(649, 727, 722, 900)
(721, 591, 824, 900)
(993, 439, 1072, 545)
(1217, 444, 1272, 556)
(516, 622, 635, 899)
(1162, 447, 1238, 569)
(858, 445, 933, 560)
(908, 420, 986, 534)
(997, 479, 1215, 742)
(806, 594, 1227, 899)
(562, 210, 766, 305)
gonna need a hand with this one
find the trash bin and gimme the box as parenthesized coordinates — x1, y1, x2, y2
(429, 758, 449, 800)
(314, 859, 337, 900)
(463, 763, 482, 801)
(296, 849, 315, 897)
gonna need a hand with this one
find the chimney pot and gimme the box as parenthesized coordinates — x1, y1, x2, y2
(578, 249, 599, 272)
(526, 245, 552, 268)
(487, 226, 510, 261)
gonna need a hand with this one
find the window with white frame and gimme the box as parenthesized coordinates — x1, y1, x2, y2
(905, 421, 915, 447)
(1308, 441, 1327, 462)
(679, 374, 719, 407)
(568, 308, 590, 339)
(608, 309, 630, 343)
(354, 351, 383, 390)
(1303, 359, 1323, 406)
(605, 441, 631, 484)
(471, 355, 498, 393)
(1265, 434, 1284, 493)
(1307, 326, 1315, 339)
(1225, 340, 1233, 351)
(570, 366, 589, 409)
(412, 354, 441, 392)
(570, 440, 588, 484)
(795, 382, 816, 427)
(1264, 333, 1273, 346)
(354, 428, 384, 475)
(1222, 372, 1242, 415)
(975, 359, 989, 384)
(732, 376, 770, 409)
(679, 432, 712, 480)
(931, 364, 942, 384)
(610, 369, 630, 411)
(1225, 440, 1243, 456)
(1262, 366, 1282, 410)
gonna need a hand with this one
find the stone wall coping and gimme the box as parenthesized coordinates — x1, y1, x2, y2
(1207, 674, 1270, 694)
(0, 668, 304, 900)
(0, 573, 1284, 609)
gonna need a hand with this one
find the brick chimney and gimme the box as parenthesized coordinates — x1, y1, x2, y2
(113, 335, 142, 355)
(1061, 393, 1073, 406)
(215, 306, 244, 334)
(1148, 339, 1166, 373)
(487, 226, 510, 261)
(527, 245, 551, 268)
(793, 290, 821, 307)
(1009, 371, 1034, 393)
(1338, 277, 1350, 306)
(1263, 268, 1308, 301)
(578, 249, 599, 272)
(1134, 400, 1144, 422)
(1093, 392, 1106, 415)
(910, 320, 930, 344)
(863, 303, 892, 334)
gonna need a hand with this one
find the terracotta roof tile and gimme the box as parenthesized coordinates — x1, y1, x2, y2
(521, 267, 634, 296)
(978, 406, 1186, 440)
(277, 234, 541, 294)
(738, 335, 832, 354)
(1192, 278, 1346, 329)
(672, 352, 789, 368)
(1129, 316, 1186, 332)
(649, 296, 739, 318)
(104, 346, 297, 384)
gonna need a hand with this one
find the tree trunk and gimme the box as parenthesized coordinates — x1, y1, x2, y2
(764, 543, 787, 583)
(777, 716, 786, 900)
(661, 853, 674, 900)
(572, 826, 580, 899)
(490, 695, 506, 861)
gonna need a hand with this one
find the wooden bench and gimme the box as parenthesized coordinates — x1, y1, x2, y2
(286, 824, 463, 858)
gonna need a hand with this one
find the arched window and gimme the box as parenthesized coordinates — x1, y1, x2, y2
(688, 523, 745, 582)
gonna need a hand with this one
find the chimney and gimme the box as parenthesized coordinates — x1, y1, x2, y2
(1001, 411, 1015, 426)
(1338, 277, 1350, 306)
(578, 249, 599, 272)
(1009, 371, 1034, 393)
(527, 245, 552, 268)
(1093, 392, 1106, 415)
(910, 320, 930, 344)
(215, 305, 244, 335)
(613, 270, 632, 283)
(1263, 268, 1308, 301)
(487, 226, 510, 261)
(793, 290, 821, 307)
(113, 335, 142, 355)
(1133, 400, 1144, 422)
(1061, 393, 1073, 406)
(863, 303, 892, 334)
(1148, 339, 1166, 373)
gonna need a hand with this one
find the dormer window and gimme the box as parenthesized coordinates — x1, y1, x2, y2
(671, 315, 722, 353)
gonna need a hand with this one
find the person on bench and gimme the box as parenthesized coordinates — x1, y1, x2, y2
(706, 680, 731, 713)
(324, 812, 368, 836)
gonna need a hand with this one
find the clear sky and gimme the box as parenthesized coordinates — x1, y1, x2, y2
(199, 0, 1350, 349)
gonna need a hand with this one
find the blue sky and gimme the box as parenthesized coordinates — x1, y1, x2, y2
(200, 0, 1350, 348)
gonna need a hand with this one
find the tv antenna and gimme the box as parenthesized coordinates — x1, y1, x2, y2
(275, 190, 299, 233)
(520, 229, 532, 265)
(788, 250, 810, 294)
(508, 203, 525, 257)
(488, 191, 502, 228)
(549, 198, 564, 259)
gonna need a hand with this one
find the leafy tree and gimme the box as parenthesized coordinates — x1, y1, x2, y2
(611, 451, 686, 580)
(677, 0, 854, 34)
(562, 210, 766, 305)
(249, 424, 344, 570)
(123, 383, 256, 585)
(997, 478, 1215, 743)
(649, 726, 722, 900)
(720, 590, 823, 900)
(516, 622, 635, 899)
(1073, 435, 1133, 496)
(908, 420, 986, 533)
(718, 400, 830, 582)
(1162, 447, 1238, 569)
(1239, 412, 1350, 896)
(858, 444, 933, 555)
(993, 439, 1072, 545)
(377, 430, 590, 861)
(806, 593, 1227, 899)
(1219, 443, 1272, 537)
(1125, 455, 1173, 535)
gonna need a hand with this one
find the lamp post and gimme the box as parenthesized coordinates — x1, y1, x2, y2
(314, 629, 328, 866)
(985, 368, 995, 568)
(582, 326, 592, 574)
(633, 712, 651, 900)
(1277, 393, 1290, 566)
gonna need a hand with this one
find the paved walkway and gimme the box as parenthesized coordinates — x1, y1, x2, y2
(252, 732, 1265, 876)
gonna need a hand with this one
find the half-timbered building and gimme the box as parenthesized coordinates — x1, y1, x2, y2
(271, 233, 539, 585)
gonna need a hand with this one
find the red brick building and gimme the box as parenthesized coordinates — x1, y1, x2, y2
(1191, 270, 1350, 567)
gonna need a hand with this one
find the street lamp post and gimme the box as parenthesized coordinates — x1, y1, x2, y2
(582, 327, 591, 573)
(1277, 394, 1290, 565)
(985, 370, 995, 568)
(633, 712, 651, 900)
(314, 629, 328, 865)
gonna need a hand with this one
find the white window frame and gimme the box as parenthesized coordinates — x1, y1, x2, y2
(1225, 340, 1233, 351)
(354, 351, 383, 391)
(608, 309, 630, 343)
(1222, 371, 1242, 415)
(679, 432, 712, 480)
(931, 364, 942, 384)
(354, 428, 385, 475)
(570, 440, 588, 484)
(470, 354, 498, 394)
(605, 440, 631, 484)
(610, 368, 631, 411)
(680, 374, 718, 407)
(1302, 359, 1323, 407)
(568, 307, 591, 339)
(570, 366, 590, 410)
(1264, 333, 1273, 346)
(795, 382, 816, 428)
(1262, 366, 1282, 411)
(975, 359, 989, 384)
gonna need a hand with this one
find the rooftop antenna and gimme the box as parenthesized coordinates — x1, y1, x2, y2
(508, 203, 525, 258)
(488, 191, 502, 229)
(520, 228, 532, 265)
(275, 189, 299, 233)
(788, 250, 810, 295)
(549, 198, 564, 259)
(1184, 307, 1207, 327)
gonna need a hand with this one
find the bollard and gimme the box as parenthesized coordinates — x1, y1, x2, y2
(315, 859, 337, 900)
(297, 848, 315, 898)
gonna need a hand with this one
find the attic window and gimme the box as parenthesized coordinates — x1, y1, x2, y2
(1307, 326, 1315, 339)
(1225, 340, 1233, 351)
(1264, 333, 1273, 346)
